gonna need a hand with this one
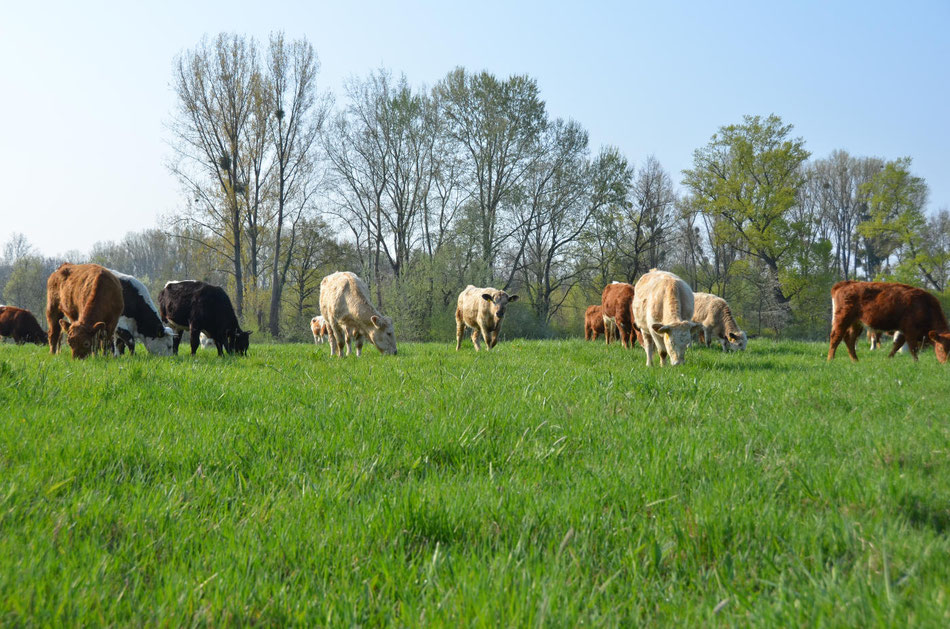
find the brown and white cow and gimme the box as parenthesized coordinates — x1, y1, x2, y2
(692, 292, 747, 351)
(601, 282, 640, 348)
(828, 280, 950, 363)
(46, 263, 124, 359)
(320, 272, 397, 357)
(0, 306, 47, 345)
(632, 269, 702, 366)
(310, 315, 328, 344)
(455, 285, 518, 351)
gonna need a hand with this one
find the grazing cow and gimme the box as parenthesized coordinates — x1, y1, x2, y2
(158, 280, 251, 356)
(632, 269, 702, 366)
(601, 282, 640, 348)
(584, 305, 607, 341)
(46, 263, 124, 359)
(455, 285, 519, 351)
(828, 280, 950, 363)
(691, 292, 748, 351)
(320, 272, 397, 357)
(310, 315, 329, 344)
(107, 269, 174, 356)
(0, 306, 47, 345)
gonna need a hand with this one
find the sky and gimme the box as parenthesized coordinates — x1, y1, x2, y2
(1, 0, 948, 257)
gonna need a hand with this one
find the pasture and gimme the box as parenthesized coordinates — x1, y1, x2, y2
(1, 339, 948, 625)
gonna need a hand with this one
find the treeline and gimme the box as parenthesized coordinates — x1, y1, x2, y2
(3, 33, 948, 342)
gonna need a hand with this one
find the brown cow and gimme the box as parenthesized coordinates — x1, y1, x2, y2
(46, 263, 124, 359)
(0, 306, 47, 345)
(601, 282, 640, 348)
(828, 280, 950, 363)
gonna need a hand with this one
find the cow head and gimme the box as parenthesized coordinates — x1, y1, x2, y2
(928, 331, 950, 364)
(368, 315, 397, 355)
(725, 330, 748, 352)
(142, 328, 175, 356)
(481, 291, 518, 321)
(60, 320, 106, 359)
(652, 321, 703, 366)
(233, 330, 252, 356)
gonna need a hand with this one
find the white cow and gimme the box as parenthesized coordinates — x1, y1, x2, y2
(632, 269, 702, 366)
(455, 285, 519, 351)
(692, 292, 747, 351)
(319, 272, 397, 357)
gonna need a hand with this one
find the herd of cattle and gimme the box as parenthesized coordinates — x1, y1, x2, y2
(1, 263, 948, 365)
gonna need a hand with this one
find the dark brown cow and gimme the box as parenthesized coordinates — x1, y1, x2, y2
(0, 306, 47, 345)
(46, 263, 124, 359)
(601, 282, 641, 348)
(828, 280, 950, 363)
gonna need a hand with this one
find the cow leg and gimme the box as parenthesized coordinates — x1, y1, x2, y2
(904, 334, 921, 362)
(47, 310, 62, 355)
(643, 334, 655, 366)
(328, 325, 343, 357)
(355, 335, 364, 357)
(189, 327, 201, 355)
(481, 325, 495, 350)
(456, 314, 465, 351)
(827, 324, 850, 361)
(471, 328, 482, 352)
(888, 333, 907, 358)
(842, 325, 861, 362)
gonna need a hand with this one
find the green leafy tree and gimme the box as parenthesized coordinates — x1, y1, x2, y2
(683, 114, 810, 310)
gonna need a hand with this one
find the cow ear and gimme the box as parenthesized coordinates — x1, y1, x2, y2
(481, 293, 493, 302)
(508, 295, 519, 302)
(929, 330, 940, 343)
(652, 323, 668, 333)
(93, 322, 107, 332)
(59, 320, 70, 332)
(371, 315, 380, 327)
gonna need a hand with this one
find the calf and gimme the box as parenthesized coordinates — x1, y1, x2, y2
(0, 306, 47, 345)
(692, 292, 747, 351)
(107, 269, 174, 356)
(632, 269, 702, 366)
(158, 280, 251, 356)
(828, 280, 950, 362)
(46, 263, 124, 359)
(584, 305, 607, 341)
(601, 282, 640, 348)
(455, 285, 518, 351)
(320, 272, 397, 357)
(310, 315, 329, 344)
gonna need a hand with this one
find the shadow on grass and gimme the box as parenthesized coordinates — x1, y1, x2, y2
(898, 491, 950, 534)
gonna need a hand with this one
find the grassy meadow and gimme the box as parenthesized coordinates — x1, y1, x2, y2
(0, 338, 948, 625)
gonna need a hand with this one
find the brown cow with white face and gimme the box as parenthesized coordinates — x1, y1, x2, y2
(46, 263, 124, 359)
(455, 285, 518, 351)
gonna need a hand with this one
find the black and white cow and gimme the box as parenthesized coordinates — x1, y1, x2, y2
(107, 269, 174, 356)
(158, 280, 251, 356)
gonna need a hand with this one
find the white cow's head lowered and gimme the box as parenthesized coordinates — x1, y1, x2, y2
(368, 315, 397, 355)
(652, 321, 703, 366)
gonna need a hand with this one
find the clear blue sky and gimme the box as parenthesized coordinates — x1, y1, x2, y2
(2, 0, 948, 256)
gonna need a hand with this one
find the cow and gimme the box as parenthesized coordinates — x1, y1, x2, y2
(632, 269, 702, 366)
(107, 269, 174, 356)
(601, 282, 640, 348)
(46, 263, 124, 359)
(320, 272, 397, 357)
(691, 292, 748, 351)
(584, 305, 607, 341)
(868, 329, 910, 354)
(828, 280, 950, 363)
(158, 280, 251, 356)
(310, 315, 329, 344)
(0, 306, 47, 345)
(455, 285, 519, 351)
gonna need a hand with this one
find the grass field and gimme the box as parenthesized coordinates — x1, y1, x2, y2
(1, 338, 948, 626)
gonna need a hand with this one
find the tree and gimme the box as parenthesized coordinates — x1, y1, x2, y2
(435, 67, 546, 284)
(857, 157, 929, 280)
(683, 114, 810, 311)
(170, 34, 261, 317)
(266, 33, 326, 337)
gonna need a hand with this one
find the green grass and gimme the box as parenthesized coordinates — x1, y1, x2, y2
(1, 339, 948, 626)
